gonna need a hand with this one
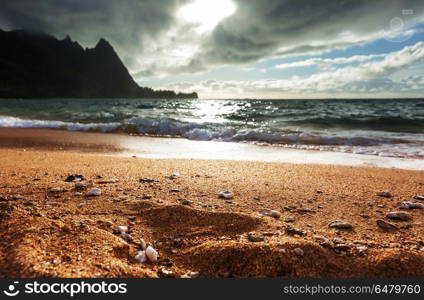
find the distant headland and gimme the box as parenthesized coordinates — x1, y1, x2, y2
(0, 29, 198, 99)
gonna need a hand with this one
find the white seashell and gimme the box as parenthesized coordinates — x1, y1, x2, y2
(134, 251, 147, 263)
(170, 173, 180, 179)
(218, 191, 233, 199)
(86, 187, 101, 196)
(146, 246, 158, 262)
(140, 238, 147, 250)
(117, 226, 128, 233)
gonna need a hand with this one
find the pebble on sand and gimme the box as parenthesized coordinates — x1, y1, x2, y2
(218, 191, 233, 199)
(86, 187, 101, 197)
(376, 219, 398, 231)
(139, 178, 156, 183)
(398, 201, 424, 210)
(328, 221, 353, 230)
(247, 232, 265, 242)
(294, 248, 304, 256)
(75, 181, 93, 190)
(386, 211, 412, 221)
(65, 174, 85, 182)
(120, 232, 132, 242)
(376, 191, 393, 198)
(259, 209, 281, 219)
(135, 250, 147, 263)
(146, 246, 158, 262)
(414, 195, 424, 201)
(159, 268, 175, 278)
(98, 179, 119, 184)
(48, 187, 66, 193)
(285, 225, 307, 236)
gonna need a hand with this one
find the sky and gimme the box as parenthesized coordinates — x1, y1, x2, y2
(1, 0, 424, 99)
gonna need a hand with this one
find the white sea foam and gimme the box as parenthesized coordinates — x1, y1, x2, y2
(0, 114, 423, 159)
(0, 115, 120, 132)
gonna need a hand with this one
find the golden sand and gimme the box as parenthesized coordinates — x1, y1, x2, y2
(0, 129, 423, 277)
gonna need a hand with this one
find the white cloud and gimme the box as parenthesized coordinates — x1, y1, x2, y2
(164, 41, 424, 98)
(275, 54, 385, 69)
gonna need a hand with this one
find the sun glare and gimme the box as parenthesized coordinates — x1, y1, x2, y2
(178, 0, 236, 33)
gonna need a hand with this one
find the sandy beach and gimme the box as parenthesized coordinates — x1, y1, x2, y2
(0, 128, 424, 278)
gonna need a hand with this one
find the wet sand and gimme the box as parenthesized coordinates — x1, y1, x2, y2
(0, 128, 424, 277)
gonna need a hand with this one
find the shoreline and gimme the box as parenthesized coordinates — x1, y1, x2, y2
(1, 127, 424, 170)
(0, 130, 423, 277)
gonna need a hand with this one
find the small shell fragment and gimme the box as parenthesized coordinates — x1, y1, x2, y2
(218, 191, 233, 199)
(135, 251, 147, 263)
(140, 238, 147, 250)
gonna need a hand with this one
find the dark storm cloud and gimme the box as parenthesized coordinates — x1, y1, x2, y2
(0, 0, 188, 68)
(183, 0, 424, 72)
(1, 0, 424, 77)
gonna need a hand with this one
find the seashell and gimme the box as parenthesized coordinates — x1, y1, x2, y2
(218, 191, 233, 199)
(146, 246, 158, 262)
(117, 226, 128, 233)
(170, 173, 180, 179)
(328, 220, 353, 230)
(259, 209, 281, 219)
(86, 187, 101, 196)
(187, 271, 199, 278)
(386, 211, 412, 221)
(159, 268, 175, 278)
(139, 238, 147, 250)
(134, 251, 146, 263)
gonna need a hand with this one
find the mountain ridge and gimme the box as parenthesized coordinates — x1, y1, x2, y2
(0, 29, 198, 99)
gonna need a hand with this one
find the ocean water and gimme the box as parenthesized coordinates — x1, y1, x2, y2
(0, 98, 424, 159)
